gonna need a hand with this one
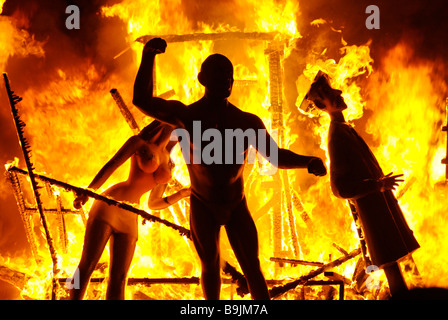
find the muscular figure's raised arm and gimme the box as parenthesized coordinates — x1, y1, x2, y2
(133, 38, 187, 128)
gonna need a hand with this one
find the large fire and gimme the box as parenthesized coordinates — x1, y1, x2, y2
(0, 0, 447, 300)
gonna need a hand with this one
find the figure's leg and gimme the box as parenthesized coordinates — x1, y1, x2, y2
(190, 195, 221, 300)
(106, 232, 137, 300)
(225, 200, 270, 300)
(384, 262, 408, 296)
(70, 218, 112, 300)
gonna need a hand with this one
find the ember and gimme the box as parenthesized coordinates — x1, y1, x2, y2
(0, 0, 447, 302)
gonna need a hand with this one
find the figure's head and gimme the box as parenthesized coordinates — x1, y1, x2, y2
(198, 54, 234, 100)
(135, 121, 174, 173)
(305, 72, 347, 113)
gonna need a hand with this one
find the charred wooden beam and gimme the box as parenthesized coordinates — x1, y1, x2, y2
(270, 257, 324, 267)
(44, 181, 68, 254)
(291, 189, 313, 229)
(5, 169, 40, 262)
(57, 277, 286, 286)
(22, 207, 80, 214)
(135, 32, 281, 45)
(55, 192, 68, 254)
(3, 73, 59, 299)
(266, 41, 284, 130)
(282, 177, 301, 258)
(441, 97, 448, 180)
(157, 89, 176, 100)
(266, 41, 285, 270)
(110, 88, 140, 134)
(348, 202, 372, 266)
(269, 247, 361, 299)
(233, 79, 258, 87)
(332, 243, 349, 256)
(0, 265, 30, 290)
(57, 276, 200, 285)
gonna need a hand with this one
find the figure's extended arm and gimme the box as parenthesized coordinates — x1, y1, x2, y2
(73, 136, 143, 208)
(252, 115, 326, 176)
(133, 38, 187, 128)
(147, 183, 191, 210)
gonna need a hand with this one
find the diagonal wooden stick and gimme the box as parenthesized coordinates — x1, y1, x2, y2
(4, 73, 60, 299)
(7, 166, 191, 238)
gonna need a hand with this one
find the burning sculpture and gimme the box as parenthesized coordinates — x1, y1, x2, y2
(0, 0, 448, 301)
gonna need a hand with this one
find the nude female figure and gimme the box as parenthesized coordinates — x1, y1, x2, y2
(70, 121, 190, 299)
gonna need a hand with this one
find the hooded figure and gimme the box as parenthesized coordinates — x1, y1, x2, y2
(305, 72, 419, 295)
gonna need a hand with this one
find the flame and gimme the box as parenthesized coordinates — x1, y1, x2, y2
(1, 0, 447, 300)
(365, 42, 448, 288)
(301, 41, 373, 152)
(0, 17, 44, 72)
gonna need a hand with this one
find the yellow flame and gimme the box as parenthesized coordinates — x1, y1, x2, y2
(364, 42, 448, 288)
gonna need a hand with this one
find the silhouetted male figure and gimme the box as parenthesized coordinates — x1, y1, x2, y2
(305, 72, 420, 297)
(133, 38, 327, 300)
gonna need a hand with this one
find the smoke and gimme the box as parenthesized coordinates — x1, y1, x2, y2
(0, 0, 130, 258)
(1, 0, 130, 91)
(299, 0, 448, 69)
(285, 0, 448, 151)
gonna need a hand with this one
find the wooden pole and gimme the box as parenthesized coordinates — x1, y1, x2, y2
(3, 73, 59, 299)
(441, 97, 448, 180)
(135, 31, 281, 44)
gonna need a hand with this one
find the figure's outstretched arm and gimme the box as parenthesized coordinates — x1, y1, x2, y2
(133, 38, 187, 128)
(251, 115, 327, 176)
(73, 136, 143, 208)
(147, 183, 191, 210)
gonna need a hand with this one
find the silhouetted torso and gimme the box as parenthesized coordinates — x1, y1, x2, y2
(181, 97, 257, 206)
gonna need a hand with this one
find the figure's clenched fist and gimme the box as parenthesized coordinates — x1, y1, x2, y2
(143, 38, 167, 55)
(307, 157, 327, 177)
